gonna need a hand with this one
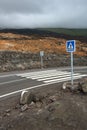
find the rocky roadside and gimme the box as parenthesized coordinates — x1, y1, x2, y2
(0, 79, 87, 130)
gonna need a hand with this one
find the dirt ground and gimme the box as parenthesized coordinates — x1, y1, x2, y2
(0, 81, 87, 130)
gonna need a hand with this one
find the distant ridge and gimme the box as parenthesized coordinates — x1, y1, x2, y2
(0, 28, 87, 42)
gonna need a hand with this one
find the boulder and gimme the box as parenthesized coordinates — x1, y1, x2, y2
(21, 104, 29, 112)
(20, 91, 35, 105)
(62, 81, 80, 92)
(79, 79, 87, 93)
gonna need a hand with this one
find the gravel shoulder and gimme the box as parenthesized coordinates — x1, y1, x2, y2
(0, 81, 87, 130)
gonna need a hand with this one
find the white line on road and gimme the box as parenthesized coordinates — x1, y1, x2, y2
(37, 74, 80, 81)
(0, 74, 16, 78)
(0, 78, 27, 85)
(44, 75, 86, 83)
(0, 68, 87, 99)
(0, 69, 57, 78)
(0, 75, 86, 99)
(17, 69, 57, 77)
(27, 72, 71, 79)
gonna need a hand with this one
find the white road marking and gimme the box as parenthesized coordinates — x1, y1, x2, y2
(37, 74, 80, 81)
(0, 74, 15, 78)
(0, 78, 27, 85)
(44, 75, 86, 83)
(17, 69, 57, 77)
(27, 72, 71, 79)
(0, 69, 57, 78)
(0, 75, 84, 99)
(17, 70, 86, 84)
(17, 70, 70, 78)
(0, 69, 87, 99)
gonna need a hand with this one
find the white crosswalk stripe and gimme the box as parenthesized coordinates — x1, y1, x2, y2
(16, 69, 87, 84)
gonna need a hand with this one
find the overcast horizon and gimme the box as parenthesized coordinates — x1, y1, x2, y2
(0, 0, 87, 29)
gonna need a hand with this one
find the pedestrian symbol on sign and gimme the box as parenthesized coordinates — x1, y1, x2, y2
(68, 43, 73, 49)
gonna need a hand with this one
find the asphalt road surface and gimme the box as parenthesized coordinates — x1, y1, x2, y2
(0, 66, 87, 100)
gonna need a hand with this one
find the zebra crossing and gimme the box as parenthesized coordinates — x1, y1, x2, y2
(16, 69, 87, 84)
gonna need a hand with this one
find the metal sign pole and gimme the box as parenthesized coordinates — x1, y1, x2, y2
(40, 51, 44, 69)
(71, 52, 73, 85)
(41, 56, 43, 69)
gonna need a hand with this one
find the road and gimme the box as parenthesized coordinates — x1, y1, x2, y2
(0, 66, 87, 100)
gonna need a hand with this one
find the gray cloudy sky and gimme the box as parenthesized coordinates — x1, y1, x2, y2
(0, 0, 87, 28)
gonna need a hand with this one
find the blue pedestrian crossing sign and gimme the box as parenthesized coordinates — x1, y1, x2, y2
(66, 40, 76, 52)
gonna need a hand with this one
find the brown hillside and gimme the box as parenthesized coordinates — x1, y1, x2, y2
(0, 32, 87, 56)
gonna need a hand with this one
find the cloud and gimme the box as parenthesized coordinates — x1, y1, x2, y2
(0, 0, 87, 28)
